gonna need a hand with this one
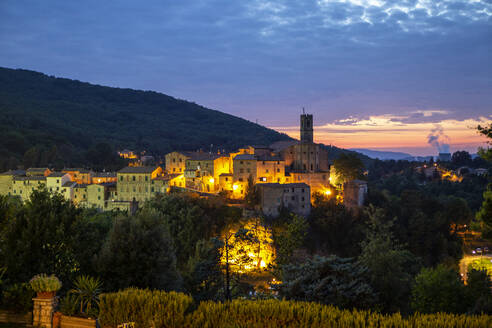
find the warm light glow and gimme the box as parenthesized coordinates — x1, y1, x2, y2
(221, 220, 275, 273)
(233, 184, 239, 190)
(324, 189, 332, 196)
(209, 178, 214, 184)
(271, 115, 491, 155)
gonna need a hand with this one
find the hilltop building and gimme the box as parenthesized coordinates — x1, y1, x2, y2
(0, 114, 367, 217)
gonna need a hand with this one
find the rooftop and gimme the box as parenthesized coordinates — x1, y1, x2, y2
(118, 166, 159, 174)
(0, 170, 26, 176)
(48, 172, 68, 177)
(14, 176, 46, 181)
(257, 182, 309, 189)
(93, 172, 117, 177)
(187, 152, 221, 161)
(27, 167, 49, 172)
(233, 154, 256, 161)
(257, 155, 283, 162)
(62, 168, 91, 173)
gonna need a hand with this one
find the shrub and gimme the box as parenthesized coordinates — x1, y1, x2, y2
(29, 274, 62, 292)
(60, 293, 79, 317)
(186, 299, 492, 328)
(98, 288, 492, 328)
(98, 288, 193, 328)
(0, 283, 34, 313)
(69, 275, 102, 317)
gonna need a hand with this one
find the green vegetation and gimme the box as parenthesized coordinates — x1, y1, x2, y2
(0, 67, 291, 171)
(98, 289, 492, 328)
(99, 288, 193, 328)
(29, 274, 62, 292)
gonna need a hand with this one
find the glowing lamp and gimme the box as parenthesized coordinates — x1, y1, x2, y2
(324, 190, 332, 196)
(209, 178, 214, 184)
(233, 184, 239, 190)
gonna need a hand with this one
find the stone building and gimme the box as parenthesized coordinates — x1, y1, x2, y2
(0, 170, 25, 196)
(26, 167, 51, 177)
(257, 183, 311, 218)
(12, 176, 46, 201)
(62, 168, 93, 184)
(343, 180, 368, 210)
(116, 166, 163, 202)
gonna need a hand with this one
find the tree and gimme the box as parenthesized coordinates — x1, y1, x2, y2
(477, 123, 492, 161)
(183, 238, 224, 302)
(0, 188, 81, 284)
(451, 150, 472, 166)
(146, 193, 240, 270)
(244, 174, 259, 209)
(274, 214, 308, 267)
(466, 268, 492, 314)
(96, 208, 181, 291)
(278, 255, 375, 309)
(477, 183, 492, 240)
(411, 264, 465, 314)
(72, 210, 114, 277)
(332, 153, 364, 185)
(358, 206, 419, 313)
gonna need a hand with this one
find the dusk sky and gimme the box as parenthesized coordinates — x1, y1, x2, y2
(1, 0, 491, 155)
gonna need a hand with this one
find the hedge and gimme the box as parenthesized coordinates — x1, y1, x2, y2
(99, 289, 492, 328)
(99, 288, 193, 328)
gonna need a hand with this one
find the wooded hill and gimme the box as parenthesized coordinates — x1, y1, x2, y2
(0, 67, 369, 171)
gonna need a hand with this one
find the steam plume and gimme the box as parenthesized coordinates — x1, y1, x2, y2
(427, 125, 450, 153)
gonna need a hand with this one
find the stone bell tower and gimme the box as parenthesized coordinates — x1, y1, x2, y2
(300, 110, 313, 144)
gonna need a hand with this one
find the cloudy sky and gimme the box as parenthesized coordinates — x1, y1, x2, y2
(1, 0, 491, 155)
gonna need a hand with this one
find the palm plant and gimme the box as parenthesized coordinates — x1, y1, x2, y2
(69, 275, 102, 317)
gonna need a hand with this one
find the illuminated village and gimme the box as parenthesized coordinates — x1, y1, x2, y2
(0, 114, 367, 217)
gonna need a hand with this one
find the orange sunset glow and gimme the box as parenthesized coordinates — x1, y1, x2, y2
(271, 114, 492, 156)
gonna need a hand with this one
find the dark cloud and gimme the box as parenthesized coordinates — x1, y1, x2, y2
(0, 0, 490, 126)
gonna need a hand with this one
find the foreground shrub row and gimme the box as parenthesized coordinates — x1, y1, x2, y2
(99, 289, 492, 328)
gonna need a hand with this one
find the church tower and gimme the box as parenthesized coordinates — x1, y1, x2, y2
(300, 112, 313, 144)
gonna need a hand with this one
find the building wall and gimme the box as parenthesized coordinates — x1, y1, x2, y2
(12, 178, 46, 201)
(232, 158, 257, 198)
(117, 173, 153, 202)
(0, 175, 13, 196)
(258, 184, 311, 217)
(62, 170, 92, 184)
(289, 172, 331, 195)
(256, 160, 285, 183)
(46, 175, 70, 194)
(73, 186, 88, 206)
(87, 184, 106, 210)
(165, 152, 189, 174)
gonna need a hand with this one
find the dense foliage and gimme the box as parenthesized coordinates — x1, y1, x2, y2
(98, 289, 492, 328)
(0, 67, 292, 171)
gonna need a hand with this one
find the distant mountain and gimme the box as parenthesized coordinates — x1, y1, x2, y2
(0, 67, 293, 170)
(351, 148, 414, 161)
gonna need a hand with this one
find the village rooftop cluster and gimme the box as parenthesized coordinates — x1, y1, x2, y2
(0, 114, 367, 217)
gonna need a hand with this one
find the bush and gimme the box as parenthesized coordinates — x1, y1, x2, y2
(29, 274, 62, 292)
(186, 300, 492, 327)
(98, 288, 193, 328)
(411, 265, 465, 314)
(0, 283, 34, 313)
(98, 288, 492, 328)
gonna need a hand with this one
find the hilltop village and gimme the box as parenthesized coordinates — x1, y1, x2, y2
(0, 114, 367, 217)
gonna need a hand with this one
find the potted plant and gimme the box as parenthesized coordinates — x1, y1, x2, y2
(58, 276, 102, 328)
(29, 274, 62, 299)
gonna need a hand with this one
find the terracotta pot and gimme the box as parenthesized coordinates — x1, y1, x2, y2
(53, 311, 62, 328)
(36, 291, 56, 299)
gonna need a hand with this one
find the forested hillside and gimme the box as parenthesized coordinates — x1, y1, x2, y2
(0, 67, 292, 170)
